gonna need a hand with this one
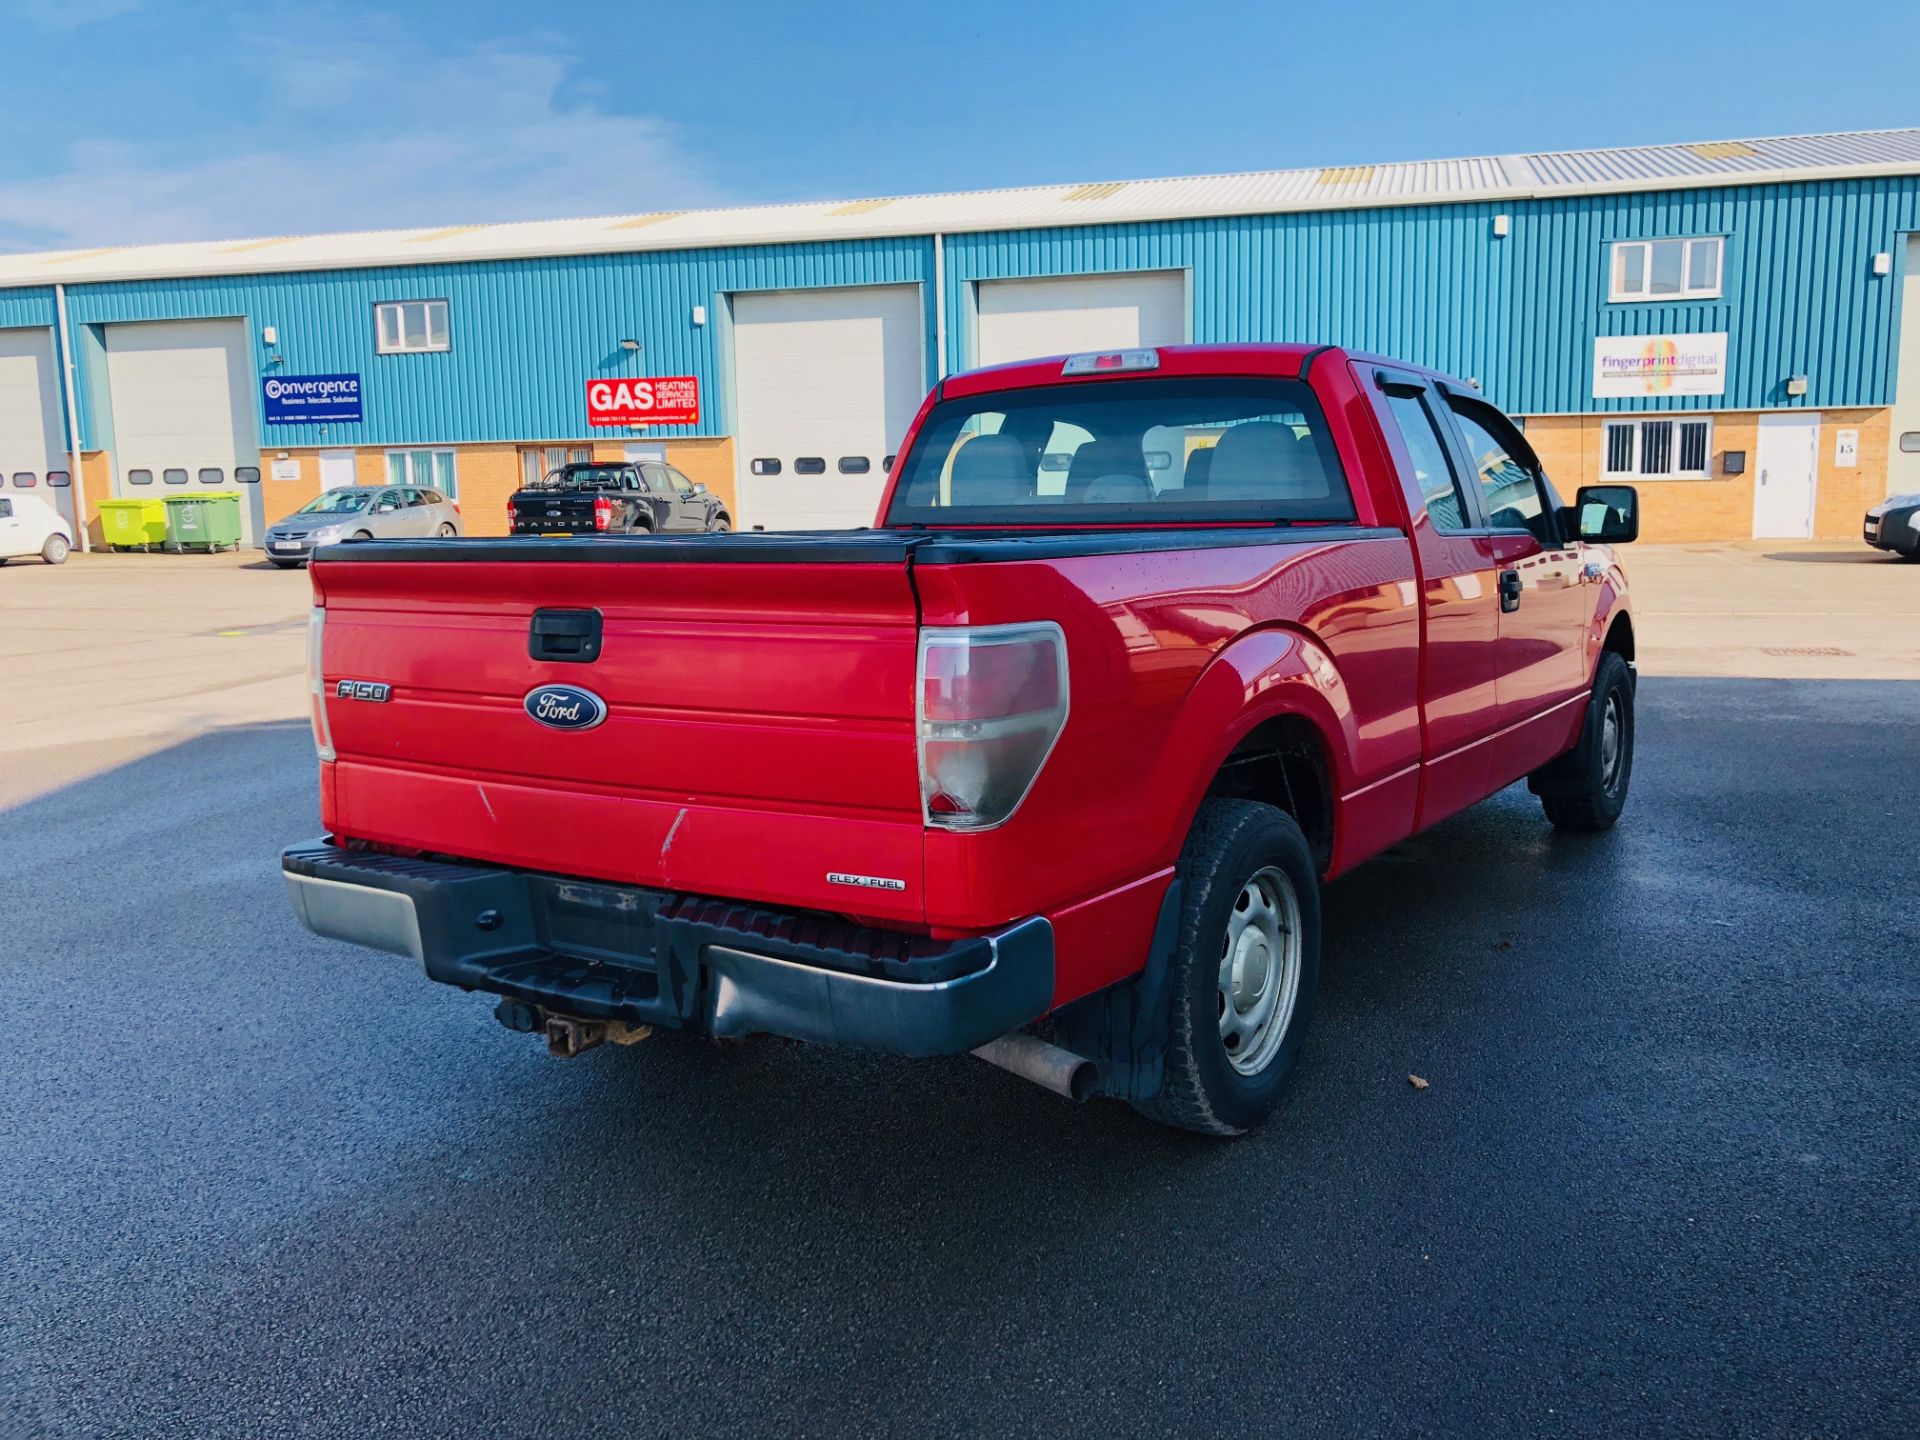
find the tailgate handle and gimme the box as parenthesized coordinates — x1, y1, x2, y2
(529, 608, 603, 663)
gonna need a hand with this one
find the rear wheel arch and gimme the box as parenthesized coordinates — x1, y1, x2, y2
(1172, 628, 1358, 877)
(1202, 713, 1337, 875)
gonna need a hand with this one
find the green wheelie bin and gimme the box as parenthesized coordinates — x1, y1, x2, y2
(162, 492, 244, 552)
(99, 496, 171, 551)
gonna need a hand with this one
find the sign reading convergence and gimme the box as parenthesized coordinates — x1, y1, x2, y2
(1592, 332, 1728, 399)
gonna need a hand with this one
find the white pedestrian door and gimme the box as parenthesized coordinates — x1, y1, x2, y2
(1752, 412, 1820, 539)
(319, 449, 356, 491)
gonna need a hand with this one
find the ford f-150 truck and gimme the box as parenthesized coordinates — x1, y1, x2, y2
(284, 344, 1639, 1135)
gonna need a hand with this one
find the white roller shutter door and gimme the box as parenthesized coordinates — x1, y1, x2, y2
(974, 271, 1187, 368)
(732, 285, 924, 531)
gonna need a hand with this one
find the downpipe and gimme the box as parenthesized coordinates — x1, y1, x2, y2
(971, 1033, 1098, 1102)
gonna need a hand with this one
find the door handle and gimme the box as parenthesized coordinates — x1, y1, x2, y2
(1498, 569, 1523, 613)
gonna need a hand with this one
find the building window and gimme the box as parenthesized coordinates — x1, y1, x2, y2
(519, 445, 591, 486)
(1604, 418, 1713, 478)
(163, 468, 188, 485)
(198, 468, 224, 485)
(386, 447, 457, 499)
(1610, 237, 1722, 302)
(48, 470, 70, 488)
(127, 468, 153, 486)
(11, 472, 36, 487)
(375, 300, 450, 353)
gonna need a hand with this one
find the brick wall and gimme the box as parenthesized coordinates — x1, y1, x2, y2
(1523, 409, 1890, 543)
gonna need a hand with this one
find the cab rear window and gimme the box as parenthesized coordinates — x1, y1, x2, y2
(884, 376, 1353, 526)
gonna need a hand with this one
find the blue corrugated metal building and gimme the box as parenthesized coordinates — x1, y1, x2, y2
(2, 127, 1918, 545)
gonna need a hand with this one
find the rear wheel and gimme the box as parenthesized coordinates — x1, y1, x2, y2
(709, 515, 732, 533)
(1131, 799, 1321, 1136)
(1532, 650, 1635, 832)
(41, 534, 70, 564)
(437, 522, 457, 537)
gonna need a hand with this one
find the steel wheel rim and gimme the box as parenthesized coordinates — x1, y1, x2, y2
(46, 536, 68, 560)
(1217, 865, 1301, 1076)
(1599, 692, 1623, 791)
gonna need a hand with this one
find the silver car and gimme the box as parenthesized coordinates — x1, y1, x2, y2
(264, 484, 462, 567)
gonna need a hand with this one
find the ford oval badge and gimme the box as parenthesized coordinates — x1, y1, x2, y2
(524, 684, 608, 731)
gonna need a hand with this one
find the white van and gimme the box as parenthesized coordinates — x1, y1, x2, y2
(0, 493, 74, 565)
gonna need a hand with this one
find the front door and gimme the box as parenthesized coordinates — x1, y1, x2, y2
(1753, 413, 1820, 539)
(1441, 392, 1590, 780)
(318, 449, 355, 491)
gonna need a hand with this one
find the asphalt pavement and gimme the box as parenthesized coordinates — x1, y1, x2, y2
(3, 673, 1915, 1438)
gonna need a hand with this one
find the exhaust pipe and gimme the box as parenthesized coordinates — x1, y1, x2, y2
(971, 1033, 1098, 1102)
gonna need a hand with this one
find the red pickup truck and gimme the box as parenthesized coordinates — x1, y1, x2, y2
(285, 344, 1638, 1135)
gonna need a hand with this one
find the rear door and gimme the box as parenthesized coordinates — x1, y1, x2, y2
(1361, 364, 1503, 824)
(1438, 392, 1589, 770)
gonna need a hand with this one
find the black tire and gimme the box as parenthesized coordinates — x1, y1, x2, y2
(437, 522, 457, 537)
(351, 529, 373, 541)
(1131, 799, 1322, 1136)
(709, 515, 732, 533)
(269, 558, 302, 569)
(1902, 545, 1920, 562)
(1532, 650, 1635, 832)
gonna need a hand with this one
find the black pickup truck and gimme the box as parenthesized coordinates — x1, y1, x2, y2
(507, 462, 732, 536)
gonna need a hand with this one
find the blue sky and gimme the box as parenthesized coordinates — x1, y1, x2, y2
(0, 0, 1915, 252)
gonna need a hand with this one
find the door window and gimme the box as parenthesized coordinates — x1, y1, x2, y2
(665, 467, 696, 494)
(640, 466, 672, 494)
(0, 498, 11, 518)
(1379, 388, 1470, 533)
(1447, 400, 1557, 543)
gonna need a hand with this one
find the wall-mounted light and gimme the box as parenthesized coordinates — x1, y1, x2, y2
(619, 338, 641, 352)
(1492, 214, 1510, 238)
(261, 325, 278, 346)
(691, 305, 707, 327)
(1873, 252, 1893, 276)
(1785, 375, 1809, 397)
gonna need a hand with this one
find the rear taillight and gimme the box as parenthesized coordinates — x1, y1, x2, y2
(307, 605, 335, 762)
(916, 623, 1068, 831)
(593, 495, 613, 532)
(506, 498, 516, 530)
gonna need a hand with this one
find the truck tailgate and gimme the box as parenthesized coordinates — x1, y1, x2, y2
(311, 542, 926, 923)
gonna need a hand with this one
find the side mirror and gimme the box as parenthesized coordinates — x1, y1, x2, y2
(692, 482, 709, 495)
(1571, 484, 1639, 544)
(374, 503, 397, 513)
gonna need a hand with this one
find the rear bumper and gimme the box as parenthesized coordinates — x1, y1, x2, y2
(282, 840, 1052, 1057)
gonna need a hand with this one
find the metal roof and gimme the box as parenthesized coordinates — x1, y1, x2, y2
(3, 127, 1918, 290)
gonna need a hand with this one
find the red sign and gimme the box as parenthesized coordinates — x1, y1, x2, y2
(586, 376, 699, 426)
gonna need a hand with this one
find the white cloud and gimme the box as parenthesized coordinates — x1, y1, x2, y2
(0, 20, 728, 251)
